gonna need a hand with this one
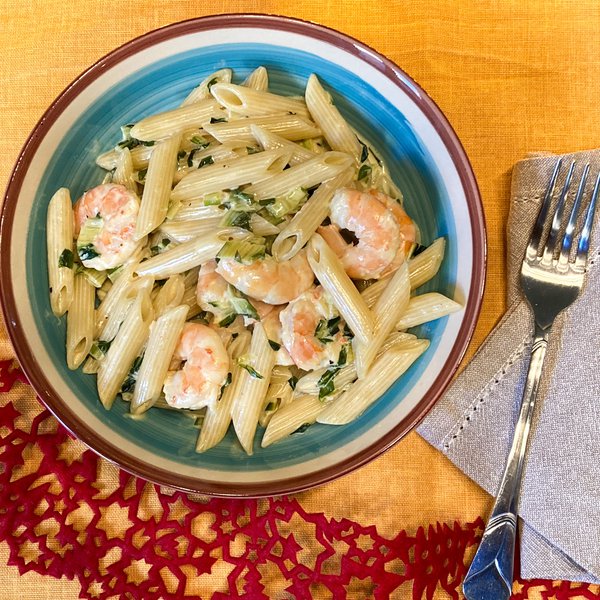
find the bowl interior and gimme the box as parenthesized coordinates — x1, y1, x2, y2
(5, 19, 480, 495)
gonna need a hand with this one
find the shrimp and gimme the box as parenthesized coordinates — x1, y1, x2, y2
(262, 306, 295, 366)
(163, 322, 230, 410)
(73, 183, 143, 270)
(318, 188, 416, 280)
(215, 249, 314, 305)
(279, 286, 348, 371)
(196, 260, 274, 324)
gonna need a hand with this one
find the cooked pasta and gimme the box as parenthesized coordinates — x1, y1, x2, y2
(46, 66, 457, 453)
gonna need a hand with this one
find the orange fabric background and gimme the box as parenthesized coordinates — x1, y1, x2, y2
(2, 1, 600, 597)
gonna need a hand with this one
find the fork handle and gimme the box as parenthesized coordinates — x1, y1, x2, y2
(463, 323, 550, 600)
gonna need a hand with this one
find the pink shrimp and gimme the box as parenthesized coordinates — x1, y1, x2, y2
(318, 188, 416, 279)
(279, 286, 348, 371)
(215, 249, 314, 305)
(196, 260, 274, 325)
(163, 323, 230, 410)
(73, 183, 142, 270)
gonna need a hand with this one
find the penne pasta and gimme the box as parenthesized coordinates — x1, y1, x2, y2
(230, 323, 275, 455)
(244, 151, 354, 200)
(66, 274, 95, 370)
(159, 218, 223, 243)
(271, 168, 354, 261)
(210, 82, 310, 119)
(307, 234, 374, 344)
(305, 74, 362, 162)
(261, 395, 326, 447)
(196, 331, 251, 452)
(135, 232, 225, 278)
(97, 289, 154, 409)
(203, 114, 321, 144)
(152, 275, 185, 317)
(181, 68, 232, 106)
(395, 293, 462, 330)
(131, 304, 189, 414)
(251, 125, 316, 165)
(113, 147, 137, 191)
(354, 262, 411, 378)
(317, 338, 430, 425)
(130, 98, 224, 141)
(171, 148, 292, 203)
(135, 133, 181, 239)
(242, 66, 268, 91)
(360, 237, 447, 309)
(46, 187, 74, 317)
(296, 332, 416, 396)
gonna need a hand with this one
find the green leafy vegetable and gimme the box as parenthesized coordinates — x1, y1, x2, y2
(198, 155, 214, 168)
(220, 210, 251, 230)
(292, 423, 311, 434)
(357, 164, 372, 181)
(238, 358, 263, 379)
(58, 248, 74, 269)
(150, 238, 171, 256)
(77, 244, 99, 261)
(89, 340, 111, 360)
(121, 355, 144, 393)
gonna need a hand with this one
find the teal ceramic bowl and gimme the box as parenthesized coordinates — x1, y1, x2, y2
(0, 15, 485, 496)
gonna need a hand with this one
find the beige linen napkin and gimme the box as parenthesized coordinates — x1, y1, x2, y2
(418, 149, 600, 583)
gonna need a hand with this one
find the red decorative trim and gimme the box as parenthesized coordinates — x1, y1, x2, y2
(0, 363, 597, 598)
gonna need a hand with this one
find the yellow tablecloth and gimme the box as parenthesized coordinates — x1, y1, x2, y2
(1, 1, 599, 598)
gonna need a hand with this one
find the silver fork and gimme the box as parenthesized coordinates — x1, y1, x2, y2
(462, 159, 600, 600)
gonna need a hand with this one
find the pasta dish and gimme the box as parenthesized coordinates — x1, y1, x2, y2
(46, 67, 460, 454)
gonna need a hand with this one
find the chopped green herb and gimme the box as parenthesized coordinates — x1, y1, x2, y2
(90, 339, 111, 360)
(220, 210, 251, 230)
(238, 359, 263, 379)
(217, 238, 266, 264)
(259, 198, 276, 206)
(218, 313, 238, 328)
(121, 354, 144, 394)
(337, 345, 348, 367)
(78, 244, 99, 261)
(359, 141, 369, 163)
(137, 168, 148, 181)
(210, 117, 227, 124)
(58, 248, 74, 269)
(318, 368, 338, 399)
(219, 371, 232, 397)
(177, 150, 186, 160)
(198, 155, 214, 168)
(288, 375, 298, 390)
(268, 339, 281, 351)
(357, 164, 372, 181)
(315, 319, 333, 344)
(150, 238, 171, 256)
(292, 423, 312, 434)
(265, 187, 307, 219)
(191, 135, 210, 148)
(229, 188, 254, 204)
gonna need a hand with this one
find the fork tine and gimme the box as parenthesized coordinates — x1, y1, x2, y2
(558, 163, 590, 266)
(541, 160, 575, 265)
(526, 158, 563, 260)
(575, 170, 600, 269)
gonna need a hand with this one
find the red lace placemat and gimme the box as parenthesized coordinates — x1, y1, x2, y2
(0, 358, 597, 599)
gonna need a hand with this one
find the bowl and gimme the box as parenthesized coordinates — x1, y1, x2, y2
(0, 14, 485, 497)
